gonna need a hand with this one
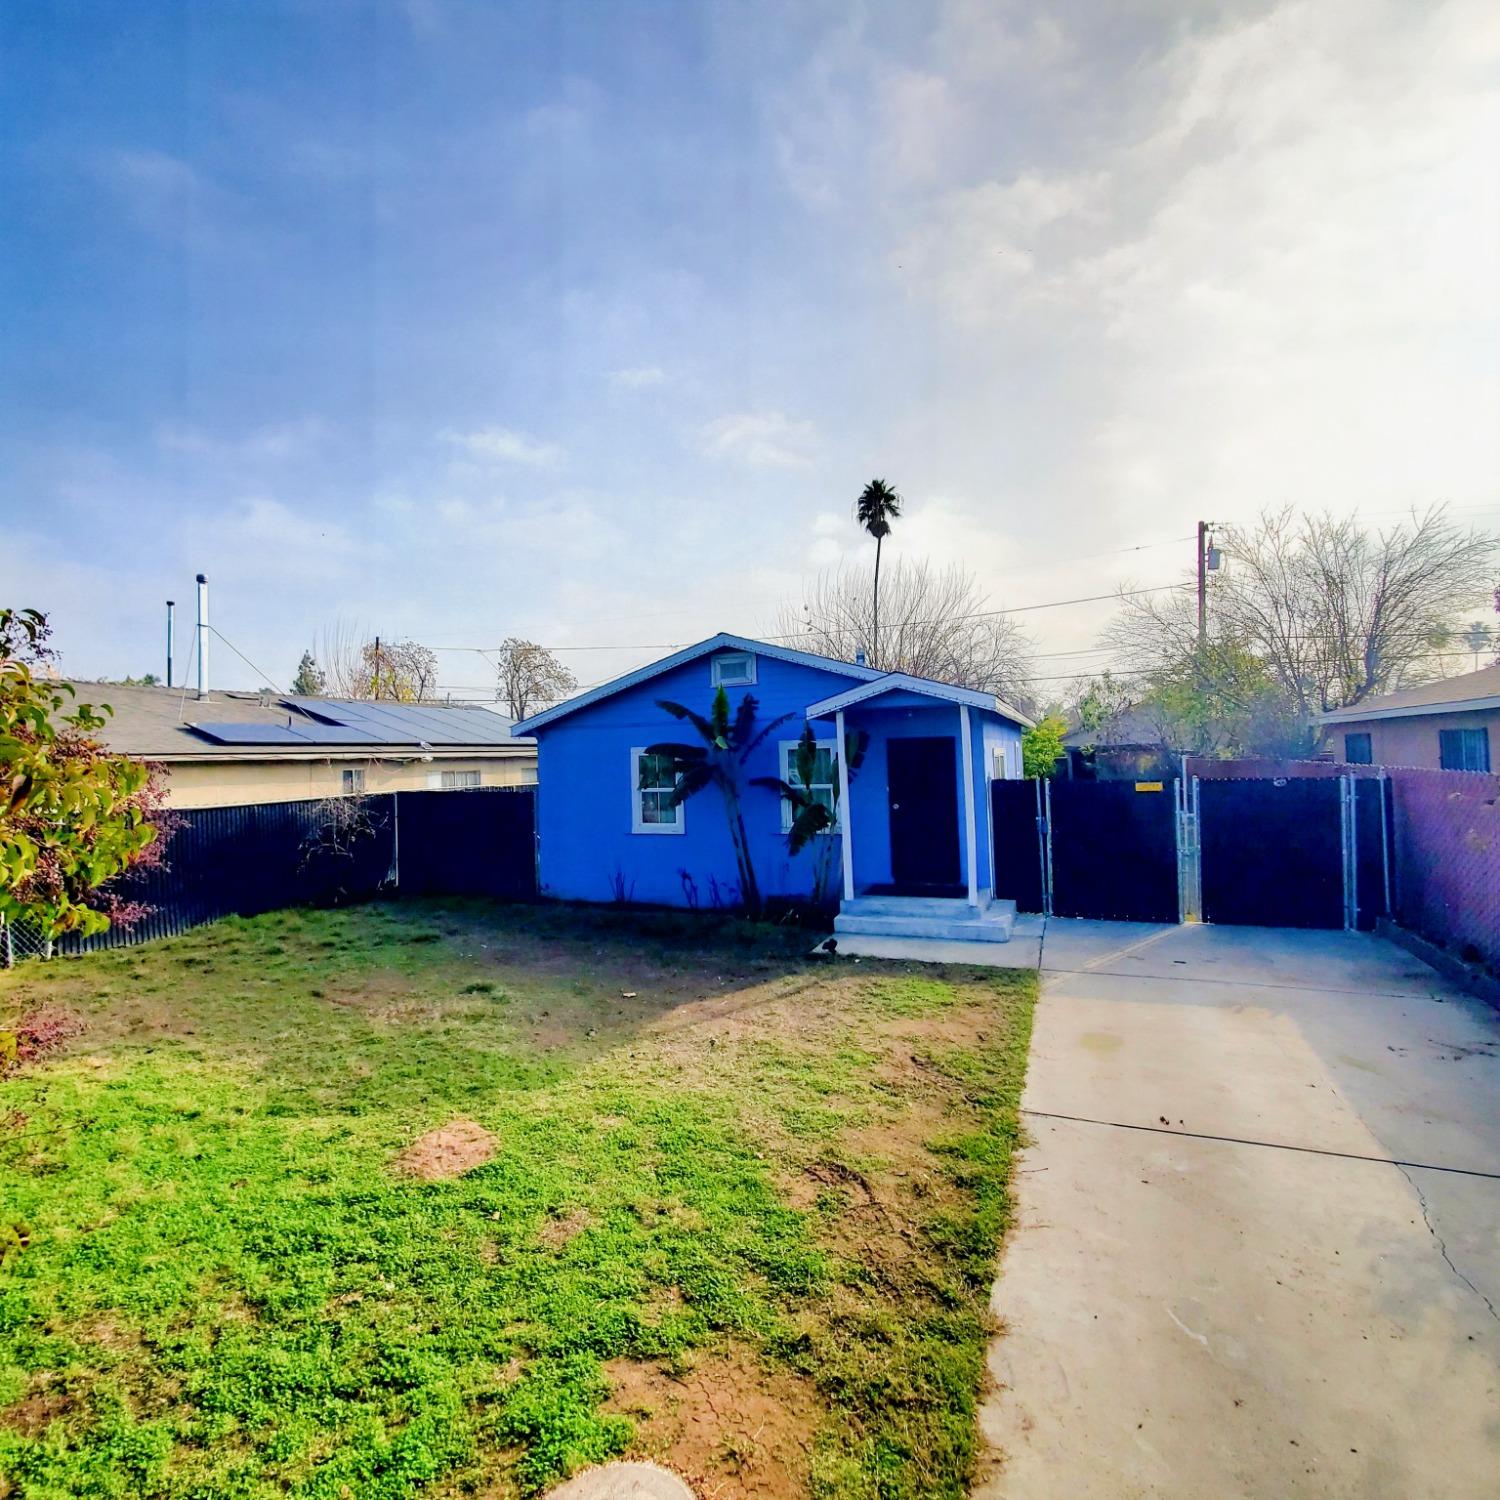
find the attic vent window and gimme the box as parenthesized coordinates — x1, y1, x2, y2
(711, 651, 756, 687)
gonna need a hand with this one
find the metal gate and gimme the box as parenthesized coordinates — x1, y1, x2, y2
(1049, 779, 1180, 922)
(993, 772, 1390, 932)
(991, 778, 1179, 922)
(1197, 777, 1347, 929)
(990, 779, 1046, 914)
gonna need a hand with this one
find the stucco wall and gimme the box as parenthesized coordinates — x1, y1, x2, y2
(161, 755, 537, 809)
(534, 650, 864, 906)
(531, 646, 1026, 908)
(1330, 707, 1498, 770)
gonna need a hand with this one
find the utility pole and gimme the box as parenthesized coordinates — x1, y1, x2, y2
(1197, 521, 1209, 644)
(1196, 521, 1220, 644)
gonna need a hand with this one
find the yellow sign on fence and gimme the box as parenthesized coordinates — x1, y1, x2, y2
(1135, 781, 1164, 793)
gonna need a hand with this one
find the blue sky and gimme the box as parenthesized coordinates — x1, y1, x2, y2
(3, 0, 1498, 701)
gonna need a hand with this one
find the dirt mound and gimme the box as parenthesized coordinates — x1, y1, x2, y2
(392, 1119, 496, 1180)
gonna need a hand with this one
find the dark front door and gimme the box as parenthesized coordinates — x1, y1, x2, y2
(887, 736, 961, 893)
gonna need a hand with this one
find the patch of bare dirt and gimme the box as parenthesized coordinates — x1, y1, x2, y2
(604, 1345, 820, 1500)
(392, 1119, 496, 1180)
(537, 1207, 593, 1250)
(1, 1386, 74, 1438)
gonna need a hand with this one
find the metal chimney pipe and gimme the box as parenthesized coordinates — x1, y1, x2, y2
(195, 574, 209, 699)
(166, 600, 176, 688)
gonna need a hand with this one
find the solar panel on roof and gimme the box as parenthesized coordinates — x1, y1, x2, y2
(185, 722, 388, 746)
(283, 698, 517, 745)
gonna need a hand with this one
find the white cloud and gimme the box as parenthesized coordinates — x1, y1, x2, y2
(700, 410, 818, 469)
(610, 365, 669, 389)
(156, 418, 327, 462)
(440, 426, 564, 469)
(97, 149, 236, 249)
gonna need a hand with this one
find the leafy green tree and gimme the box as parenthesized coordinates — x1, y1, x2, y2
(854, 478, 902, 668)
(647, 686, 793, 918)
(1, 609, 173, 944)
(291, 650, 326, 696)
(751, 721, 869, 907)
(1021, 714, 1067, 778)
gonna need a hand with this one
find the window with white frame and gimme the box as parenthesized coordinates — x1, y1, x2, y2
(342, 767, 366, 794)
(779, 738, 838, 832)
(441, 769, 481, 790)
(632, 748, 684, 833)
(711, 651, 757, 688)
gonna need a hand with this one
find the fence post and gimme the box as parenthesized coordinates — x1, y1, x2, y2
(1, 917, 10, 970)
(1040, 776, 1054, 918)
(1176, 775, 1203, 923)
(1336, 776, 1362, 932)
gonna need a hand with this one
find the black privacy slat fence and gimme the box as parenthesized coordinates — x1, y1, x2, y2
(1, 787, 536, 963)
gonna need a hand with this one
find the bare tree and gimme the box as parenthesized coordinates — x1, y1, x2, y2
(1109, 507, 1499, 720)
(495, 638, 577, 721)
(777, 559, 1036, 709)
(314, 622, 440, 701)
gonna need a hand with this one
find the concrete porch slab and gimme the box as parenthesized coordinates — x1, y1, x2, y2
(830, 915, 1044, 968)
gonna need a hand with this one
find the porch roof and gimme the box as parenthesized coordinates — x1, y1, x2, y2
(804, 672, 1034, 729)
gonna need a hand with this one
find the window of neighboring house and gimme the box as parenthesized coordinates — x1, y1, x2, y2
(342, 767, 366, 794)
(711, 651, 756, 688)
(632, 748, 684, 833)
(779, 739, 837, 833)
(1343, 732, 1373, 766)
(441, 769, 481, 790)
(1438, 727, 1491, 772)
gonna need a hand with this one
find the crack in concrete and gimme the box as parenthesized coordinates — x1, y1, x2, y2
(1397, 1164, 1500, 1324)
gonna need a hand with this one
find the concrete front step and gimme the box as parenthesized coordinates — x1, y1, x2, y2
(834, 895, 1016, 944)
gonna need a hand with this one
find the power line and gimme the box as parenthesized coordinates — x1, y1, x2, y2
(208, 627, 281, 693)
(426, 581, 1194, 657)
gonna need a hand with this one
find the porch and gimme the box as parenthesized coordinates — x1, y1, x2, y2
(803, 674, 1030, 947)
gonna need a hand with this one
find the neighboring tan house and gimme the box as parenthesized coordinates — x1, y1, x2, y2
(1320, 664, 1498, 772)
(66, 682, 537, 808)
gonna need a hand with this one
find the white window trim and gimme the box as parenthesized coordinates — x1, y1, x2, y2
(631, 746, 686, 835)
(711, 651, 757, 688)
(778, 738, 839, 834)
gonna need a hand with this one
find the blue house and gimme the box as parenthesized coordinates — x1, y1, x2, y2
(513, 634, 1032, 941)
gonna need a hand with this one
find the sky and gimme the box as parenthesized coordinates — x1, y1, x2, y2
(2, 0, 1498, 705)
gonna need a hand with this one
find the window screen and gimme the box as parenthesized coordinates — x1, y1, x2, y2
(1343, 733, 1372, 765)
(1438, 728, 1490, 772)
(633, 749, 683, 832)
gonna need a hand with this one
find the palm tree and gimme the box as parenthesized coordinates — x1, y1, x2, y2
(855, 478, 902, 668)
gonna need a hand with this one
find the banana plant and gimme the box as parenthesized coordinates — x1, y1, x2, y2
(751, 722, 869, 908)
(647, 685, 793, 918)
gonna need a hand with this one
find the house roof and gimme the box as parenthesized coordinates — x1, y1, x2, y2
(59, 681, 531, 761)
(1060, 703, 1166, 748)
(511, 632, 886, 735)
(805, 672, 1034, 728)
(1318, 664, 1500, 724)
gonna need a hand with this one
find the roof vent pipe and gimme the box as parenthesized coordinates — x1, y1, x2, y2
(165, 600, 176, 689)
(195, 574, 209, 700)
(854, 648, 867, 667)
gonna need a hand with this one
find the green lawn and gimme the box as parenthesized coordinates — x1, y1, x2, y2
(0, 901, 1034, 1500)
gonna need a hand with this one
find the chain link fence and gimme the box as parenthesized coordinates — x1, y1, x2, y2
(1388, 767, 1500, 976)
(1, 787, 535, 968)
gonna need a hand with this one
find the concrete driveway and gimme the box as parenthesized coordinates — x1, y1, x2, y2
(978, 920, 1500, 1500)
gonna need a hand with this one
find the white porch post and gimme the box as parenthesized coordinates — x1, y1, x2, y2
(960, 705, 979, 907)
(836, 708, 854, 904)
